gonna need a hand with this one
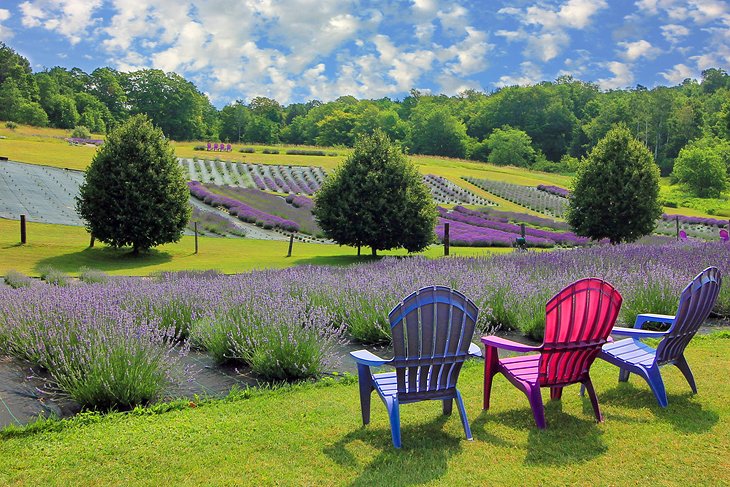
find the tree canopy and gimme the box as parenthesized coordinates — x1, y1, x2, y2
(313, 130, 437, 256)
(567, 124, 662, 244)
(672, 137, 727, 198)
(76, 114, 191, 254)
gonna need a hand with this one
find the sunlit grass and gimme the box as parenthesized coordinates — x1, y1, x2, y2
(0, 335, 727, 484)
(0, 218, 508, 276)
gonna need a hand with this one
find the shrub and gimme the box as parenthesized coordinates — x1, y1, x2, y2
(71, 125, 92, 139)
(78, 267, 109, 284)
(39, 266, 70, 286)
(193, 145, 207, 151)
(286, 149, 326, 156)
(5, 121, 17, 129)
(239, 147, 255, 153)
(262, 148, 279, 154)
(4, 270, 33, 288)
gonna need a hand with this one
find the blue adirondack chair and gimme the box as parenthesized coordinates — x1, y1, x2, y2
(350, 286, 481, 448)
(596, 267, 721, 407)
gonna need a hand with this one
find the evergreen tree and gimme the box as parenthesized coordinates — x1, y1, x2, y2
(567, 124, 661, 244)
(76, 114, 190, 254)
(313, 130, 437, 256)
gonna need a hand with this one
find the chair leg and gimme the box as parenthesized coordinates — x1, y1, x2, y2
(387, 397, 402, 448)
(583, 377, 603, 423)
(644, 366, 668, 408)
(356, 364, 373, 425)
(483, 345, 499, 410)
(527, 386, 546, 429)
(618, 367, 631, 383)
(550, 386, 563, 400)
(442, 398, 453, 415)
(674, 355, 697, 394)
(454, 390, 473, 440)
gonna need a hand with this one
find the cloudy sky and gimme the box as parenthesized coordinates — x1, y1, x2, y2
(0, 0, 728, 107)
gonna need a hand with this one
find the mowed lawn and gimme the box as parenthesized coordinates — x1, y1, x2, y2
(0, 219, 504, 276)
(0, 335, 728, 485)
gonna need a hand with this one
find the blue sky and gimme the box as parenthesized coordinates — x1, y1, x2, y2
(0, 0, 728, 107)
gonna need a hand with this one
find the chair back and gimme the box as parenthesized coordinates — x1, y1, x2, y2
(540, 278, 622, 386)
(656, 267, 721, 364)
(679, 230, 687, 241)
(389, 286, 479, 401)
(720, 229, 729, 242)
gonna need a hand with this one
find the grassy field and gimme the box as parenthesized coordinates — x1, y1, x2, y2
(2, 122, 727, 218)
(0, 218, 505, 276)
(0, 334, 727, 485)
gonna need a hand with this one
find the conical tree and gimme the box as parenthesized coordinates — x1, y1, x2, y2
(76, 114, 191, 254)
(313, 130, 437, 256)
(567, 124, 661, 244)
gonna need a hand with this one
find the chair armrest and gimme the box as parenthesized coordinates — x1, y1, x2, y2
(611, 326, 669, 339)
(350, 350, 391, 367)
(481, 335, 541, 352)
(634, 313, 674, 329)
(468, 342, 482, 358)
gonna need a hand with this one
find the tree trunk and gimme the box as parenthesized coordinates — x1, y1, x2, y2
(357, 245, 361, 256)
(371, 247, 377, 257)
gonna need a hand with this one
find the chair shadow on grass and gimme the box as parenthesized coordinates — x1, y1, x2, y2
(472, 398, 608, 466)
(598, 383, 719, 434)
(324, 415, 463, 486)
(34, 246, 173, 274)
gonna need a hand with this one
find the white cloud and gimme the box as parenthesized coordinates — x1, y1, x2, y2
(499, 0, 608, 61)
(618, 39, 662, 61)
(661, 23, 690, 43)
(0, 9, 13, 40)
(597, 61, 634, 89)
(495, 61, 544, 87)
(660, 63, 696, 83)
(19, 0, 103, 45)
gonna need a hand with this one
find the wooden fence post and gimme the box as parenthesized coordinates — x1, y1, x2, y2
(676, 215, 679, 241)
(287, 233, 294, 257)
(444, 222, 450, 256)
(20, 215, 26, 244)
(194, 222, 199, 254)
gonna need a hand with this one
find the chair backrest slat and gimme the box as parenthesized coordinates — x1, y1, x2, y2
(389, 286, 478, 400)
(540, 278, 622, 386)
(657, 267, 721, 364)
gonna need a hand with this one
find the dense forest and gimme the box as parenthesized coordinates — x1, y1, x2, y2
(2, 42, 729, 176)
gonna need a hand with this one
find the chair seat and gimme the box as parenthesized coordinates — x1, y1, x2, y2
(500, 354, 540, 386)
(372, 370, 455, 401)
(601, 338, 656, 367)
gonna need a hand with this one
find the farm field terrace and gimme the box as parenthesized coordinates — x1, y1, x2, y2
(0, 334, 728, 485)
(1, 123, 725, 219)
(0, 218, 502, 276)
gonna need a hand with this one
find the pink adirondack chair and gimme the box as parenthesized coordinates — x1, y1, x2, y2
(482, 278, 622, 429)
(720, 229, 729, 242)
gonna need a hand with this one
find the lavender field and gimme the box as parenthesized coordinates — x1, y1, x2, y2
(1, 241, 728, 411)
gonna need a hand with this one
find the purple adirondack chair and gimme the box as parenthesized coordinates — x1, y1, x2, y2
(482, 278, 622, 429)
(351, 286, 481, 448)
(595, 267, 721, 407)
(226, 143, 232, 151)
(720, 229, 729, 243)
(679, 230, 687, 241)
(213, 142, 219, 151)
(207, 142, 212, 151)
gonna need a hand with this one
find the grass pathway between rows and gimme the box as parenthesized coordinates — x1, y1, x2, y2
(1, 334, 727, 485)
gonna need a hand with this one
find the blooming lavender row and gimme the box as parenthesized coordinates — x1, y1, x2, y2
(188, 181, 300, 232)
(451, 206, 590, 246)
(476, 206, 571, 231)
(536, 184, 571, 198)
(437, 216, 556, 248)
(286, 194, 315, 209)
(189, 206, 246, 237)
(661, 213, 729, 228)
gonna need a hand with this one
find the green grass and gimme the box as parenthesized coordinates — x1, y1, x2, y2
(0, 334, 727, 485)
(0, 218, 507, 276)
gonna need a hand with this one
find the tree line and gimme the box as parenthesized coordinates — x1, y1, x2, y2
(2, 41, 729, 178)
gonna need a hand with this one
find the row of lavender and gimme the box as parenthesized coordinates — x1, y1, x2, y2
(424, 175, 494, 206)
(436, 206, 590, 248)
(188, 181, 299, 232)
(1, 242, 727, 410)
(465, 177, 569, 217)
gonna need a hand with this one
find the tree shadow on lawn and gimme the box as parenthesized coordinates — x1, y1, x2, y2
(34, 246, 173, 274)
(473, 399, 608, 466)
(324, 415, 463, 486)
(293, 255, 382, 267)
(598, 383, 719, 434)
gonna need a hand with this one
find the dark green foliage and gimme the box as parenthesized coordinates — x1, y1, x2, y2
(485, 125, 536, 167)
(672, 138, 727, 197)
(76, 115, 191, 254)
(567, 125, 661, 244)
(409, 104, 469, 158)
(71, 125, 91, 139)
(313, 130, 437, 255)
